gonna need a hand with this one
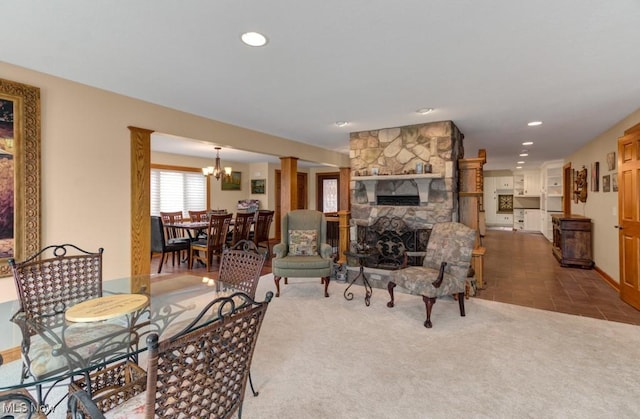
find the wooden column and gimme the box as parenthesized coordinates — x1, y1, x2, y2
(129, 126, 153, 293)
(339, 167, 351, 211)
(337, 210, 351, 264)
(279, 157, 299, 218)
(337, 167, 352, 263)
(458, 150, 486, 291)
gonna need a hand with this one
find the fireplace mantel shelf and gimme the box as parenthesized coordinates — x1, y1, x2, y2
(352, 173, 442, 181)
(353, 173, 443, 204)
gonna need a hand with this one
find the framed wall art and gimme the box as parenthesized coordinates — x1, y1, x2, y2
(251, 179, 265, 194)
(606, 151, 616, 171)
(221, 171, 242, 191)
(602, 175, 611, 192)
(0, 78, 41, 277)
(612, 173, 618, 192)
(591, 162, 599, 192)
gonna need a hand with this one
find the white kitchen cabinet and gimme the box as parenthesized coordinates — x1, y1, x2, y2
(513, 208, 525, 230)
(524, 209, 540, 231)
(496, 213, 513, 226)
(523, 171, 541, 196)
(495, 176, 513, 190)
(483, 177, 497, 224)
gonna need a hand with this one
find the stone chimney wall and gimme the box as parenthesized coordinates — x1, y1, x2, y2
(350, 120, 464, 229)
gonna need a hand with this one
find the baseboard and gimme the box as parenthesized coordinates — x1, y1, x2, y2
(595, 266, 619, 292)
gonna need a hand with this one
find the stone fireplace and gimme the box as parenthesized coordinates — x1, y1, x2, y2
(345, 120, 465, 286)
(350, 120, 464, 230)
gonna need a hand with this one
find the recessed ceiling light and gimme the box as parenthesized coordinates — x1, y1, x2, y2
(527, 121, 543, 127)
(516, 166, 523, 169)
(416, 108, 434, 115)
(522, 141, 534, 146)
(241, 32, 268, 47)
(517, 161, 525, 164)
(335, 121, 348, 127)
(519, 153, 528, 157)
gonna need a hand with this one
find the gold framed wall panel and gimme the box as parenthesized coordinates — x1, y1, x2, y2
(0, 78, 40, 277)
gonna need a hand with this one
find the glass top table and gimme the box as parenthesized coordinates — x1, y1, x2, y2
(0, 273, 257, 394)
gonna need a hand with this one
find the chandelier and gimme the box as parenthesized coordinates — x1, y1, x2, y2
(202, 146, 232, 180)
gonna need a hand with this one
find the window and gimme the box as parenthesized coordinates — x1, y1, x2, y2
(316, 173, 339, 213)
(151, 167, 207, 216)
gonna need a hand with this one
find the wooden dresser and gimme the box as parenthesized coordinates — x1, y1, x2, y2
(551, 214, 594, 269)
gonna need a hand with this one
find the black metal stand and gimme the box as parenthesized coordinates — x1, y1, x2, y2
(343, 251, 374, 306)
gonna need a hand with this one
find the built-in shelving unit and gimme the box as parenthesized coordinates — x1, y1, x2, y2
(541, 160, 564, 241)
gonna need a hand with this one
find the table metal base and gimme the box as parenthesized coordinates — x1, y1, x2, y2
(343, 265, 373, 306)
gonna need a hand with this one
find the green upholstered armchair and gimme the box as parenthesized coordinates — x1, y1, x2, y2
(272, 209, 333, 297)
(387, 222, 476, 328)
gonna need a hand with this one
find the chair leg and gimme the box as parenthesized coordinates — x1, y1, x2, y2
(422, 295, 436, 328)
(274, 276, 281, 297)
(322, 276, 330, 298)
(158, 252, 166, 274)
(457, 292, 466, 317)
(387, 281, 396, 308)
(248, 371, 259, 397)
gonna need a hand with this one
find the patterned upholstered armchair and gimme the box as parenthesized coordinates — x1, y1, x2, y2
(387, 222, 476, 328)
(272, 209, 333, 297)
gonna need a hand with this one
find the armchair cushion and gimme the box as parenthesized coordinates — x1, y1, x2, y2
(288, 229, 317, 256)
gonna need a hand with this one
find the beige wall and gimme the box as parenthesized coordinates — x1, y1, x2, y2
(0, 62, 348, 302)
(566, 107, 640, 283)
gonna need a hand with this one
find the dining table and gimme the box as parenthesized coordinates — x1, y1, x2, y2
(165, 217, 255, 241)
(0, 273, 257, 411)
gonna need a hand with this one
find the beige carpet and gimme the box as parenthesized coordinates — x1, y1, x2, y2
(243, 275, 640, 419)
(6, 275, 640, 418)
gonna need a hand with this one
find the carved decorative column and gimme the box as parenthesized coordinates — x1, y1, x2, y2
(458, 150, 486, 290)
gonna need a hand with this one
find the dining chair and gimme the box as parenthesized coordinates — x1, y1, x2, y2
(159, 211, 190, 264)
(189, 212, 233, 271)
(251, 209, 275, 258)
(8, 244, 126, 406)
(68, 291, 274, 419)
(187, 209, 208, 222)
(188, 210, 209, 240)
(151, 216, 191, 274)
(228, 211, 255, 247)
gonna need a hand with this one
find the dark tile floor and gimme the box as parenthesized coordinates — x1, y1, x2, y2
(477, 228, 640, 325)
(154, 231, 640, 325)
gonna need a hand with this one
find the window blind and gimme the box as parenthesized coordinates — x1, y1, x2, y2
(151, 168, 206, 216)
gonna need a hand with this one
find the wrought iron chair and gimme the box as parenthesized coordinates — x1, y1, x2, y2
(8, 244, 126, 405)
(68, 291, 274, 419)
(386, 222, 476, 328)
(189, 213, 233, 271)
(151, 216, 191, 274)
(272, 209, 333, 298)
(0, 388, 47, 419)
(218, 240, 267, 298)
(251, 209, 275, 258)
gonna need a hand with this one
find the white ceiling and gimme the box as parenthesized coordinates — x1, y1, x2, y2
(3, 1, 640, 170)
